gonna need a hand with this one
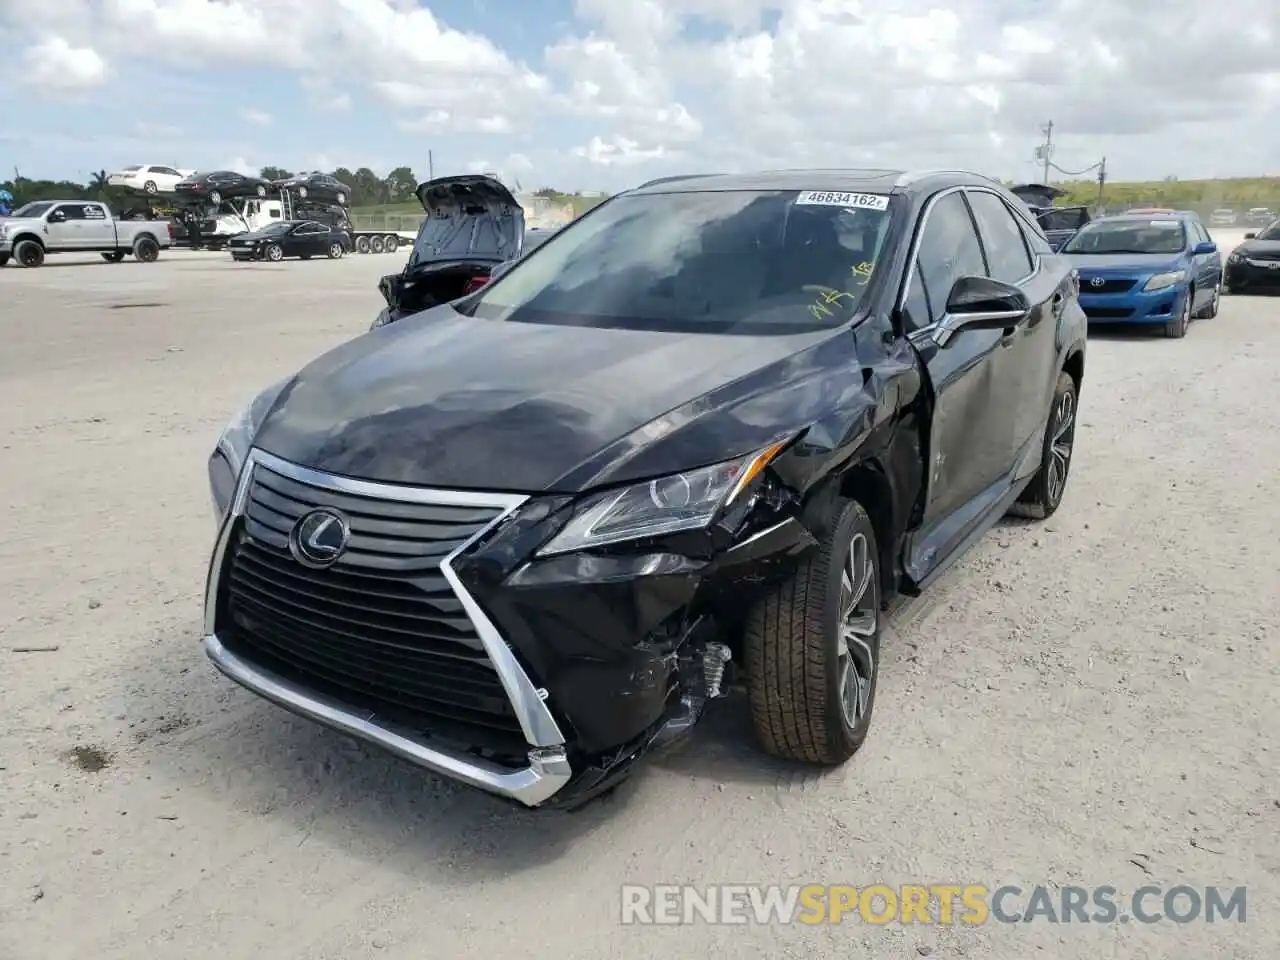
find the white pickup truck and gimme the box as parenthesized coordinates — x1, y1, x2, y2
(0, 199, 173, 267)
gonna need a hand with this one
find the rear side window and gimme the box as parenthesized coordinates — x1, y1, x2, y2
(967, 191, 1034, 283)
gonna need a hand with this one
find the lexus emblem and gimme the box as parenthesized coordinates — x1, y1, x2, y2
(1090, 277, 1105, 288)
(290, 508, 350, 568)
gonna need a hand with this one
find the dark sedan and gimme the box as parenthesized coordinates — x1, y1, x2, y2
(175, 170, 273, 205)
(228, 220, 350, 262)
(273, 172, 351, 206)
(1225, 219, 1280, 293)
(204, 169, 1086, 809)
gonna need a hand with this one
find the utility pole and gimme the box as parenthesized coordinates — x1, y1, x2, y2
(1040, 120, 1054, 183)
(428, 150, 434, 181)
(1096, 156, 1107, 211)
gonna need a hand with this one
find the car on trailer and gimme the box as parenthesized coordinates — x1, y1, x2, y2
(107, 164, 195, 196)
(175, 170, 274, 205)
(271, 172, 351, 206)
(203, 168, 1088, 809)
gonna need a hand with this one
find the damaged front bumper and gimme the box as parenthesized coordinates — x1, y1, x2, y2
(203, 449, 815, 808)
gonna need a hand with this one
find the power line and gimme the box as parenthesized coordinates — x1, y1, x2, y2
(1048, 158, 1103, 177)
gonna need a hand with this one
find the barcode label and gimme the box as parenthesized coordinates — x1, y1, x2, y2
(795, 191, 890, 211)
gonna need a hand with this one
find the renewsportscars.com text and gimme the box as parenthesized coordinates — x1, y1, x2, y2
(620, 884, 1247, 926)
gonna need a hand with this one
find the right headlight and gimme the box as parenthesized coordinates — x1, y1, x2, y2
(209, 378, 290, 520)
(537, 440, 791, 556)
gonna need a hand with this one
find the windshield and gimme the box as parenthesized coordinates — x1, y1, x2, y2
(465, 190, 894, 334)
(12, 202, 53, 218)
(257, 222, 293, 236)
(1063, 218, 1186, 255)
(1255, 222, 1280, 241)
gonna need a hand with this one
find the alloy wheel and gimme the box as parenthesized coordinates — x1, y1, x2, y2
(838, 532, 877, 728)
(1047, 389, 1075, 505)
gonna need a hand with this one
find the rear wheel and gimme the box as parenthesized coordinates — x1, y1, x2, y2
(144, 180, 158, 194)
(209, 190, 223, 205)
(745, 499, 881, 765)
(370, 235, 386, 254)
(355, 236, 370, 254)
(327, 241, 344, 259)
(255, 184, 267, 198)
(1009, 371, 1077, 520)
(133, 236, 160, 263)
(1164, 289, 1191, 338)
(383, 234, 398, 253)
(0, 253, 9, 267)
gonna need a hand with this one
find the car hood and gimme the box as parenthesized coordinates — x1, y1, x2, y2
(1065, 252, 1185, 272)
(1233, 239, 1280, 257)
(406, 175, 525, 267)
(252, 306, 850, 493)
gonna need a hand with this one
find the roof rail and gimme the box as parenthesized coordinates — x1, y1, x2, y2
(893, 169, 984, 187)
(633, 173, 723, 189)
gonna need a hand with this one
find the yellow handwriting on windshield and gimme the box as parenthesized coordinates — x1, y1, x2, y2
(808, 286, 858, 320)
(852, 261, 874, 285)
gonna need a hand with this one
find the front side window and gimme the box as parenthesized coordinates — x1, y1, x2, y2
(967, 191, 1034, 283)
(1063, 219, 1187, 255)
(1256, 221, 1280, 241)
(912, 192, 987, 324)
(466, 189, 895, 334)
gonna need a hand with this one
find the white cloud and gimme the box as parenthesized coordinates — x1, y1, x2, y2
(2, 0, 1280, 188)
(220, 156, 259, 177)
(19, 36, 108, 95)
(240, 107, 272, 127)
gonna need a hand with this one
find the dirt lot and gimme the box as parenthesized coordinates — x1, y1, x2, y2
(2, 240, 1277, 960)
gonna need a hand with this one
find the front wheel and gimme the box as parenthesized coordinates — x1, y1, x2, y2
(209, 190, 222, 205)
(144, 180, 158, 194)
(1164, 289, 1191, 338)
(14, 239, 44, 267)
(745, 499, 881, 765)
(1009, 370, 1077, 520)
(102, 251, 126, 263)
(264, 242, 283, 262)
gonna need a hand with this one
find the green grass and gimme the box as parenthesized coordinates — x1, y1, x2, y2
(1050, 176, 1280, 209)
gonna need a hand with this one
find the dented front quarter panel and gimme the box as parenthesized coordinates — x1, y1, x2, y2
(456, 311, 929, 761)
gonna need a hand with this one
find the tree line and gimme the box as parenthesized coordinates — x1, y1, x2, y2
(0, 165, 619, 216)
(0, 164, 426, 210)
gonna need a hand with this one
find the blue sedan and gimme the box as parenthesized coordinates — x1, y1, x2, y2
(1062, 213, 1223, 339)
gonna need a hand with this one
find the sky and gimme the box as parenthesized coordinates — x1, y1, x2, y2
(0, 0, 1277, 192)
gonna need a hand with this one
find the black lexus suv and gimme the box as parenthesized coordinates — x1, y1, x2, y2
(204, 169, 1087, 809)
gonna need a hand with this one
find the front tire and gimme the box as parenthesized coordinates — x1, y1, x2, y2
(1198, 276, 1221, 318)
(144, 180, 158, 194)
(264, 243, 283, 262)
(745, 499, 881, 765)
(15, 239, 44, 267)
(1009, 371, 1077, 520)
(1164, 289, 1191, 338)
(209, 190, 222, 205)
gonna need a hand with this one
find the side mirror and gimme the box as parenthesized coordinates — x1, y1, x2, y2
(1192, 241, 1217, 255)
(933, 276, 1030, 347)
(1244, 232, 1256, 240)
(48, 210, 66, 223)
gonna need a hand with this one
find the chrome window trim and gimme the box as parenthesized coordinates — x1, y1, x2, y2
(897, 185, 1043, 340)
(202, 448, 571, 807)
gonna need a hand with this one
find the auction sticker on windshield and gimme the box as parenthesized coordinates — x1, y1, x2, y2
(796, 191, 890, 211)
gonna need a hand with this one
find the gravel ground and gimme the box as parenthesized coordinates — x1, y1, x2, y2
(1, 238, 1276, 960)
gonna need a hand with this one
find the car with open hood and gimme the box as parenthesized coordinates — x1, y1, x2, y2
(1224, 218, 1280, 293)
(204, 169, 1087, 809)
(1064, 211, 1222, 337)
(175, 170, 273, 205)
(1007, 184, 1090, 250)
(370, 174, 525, 329)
